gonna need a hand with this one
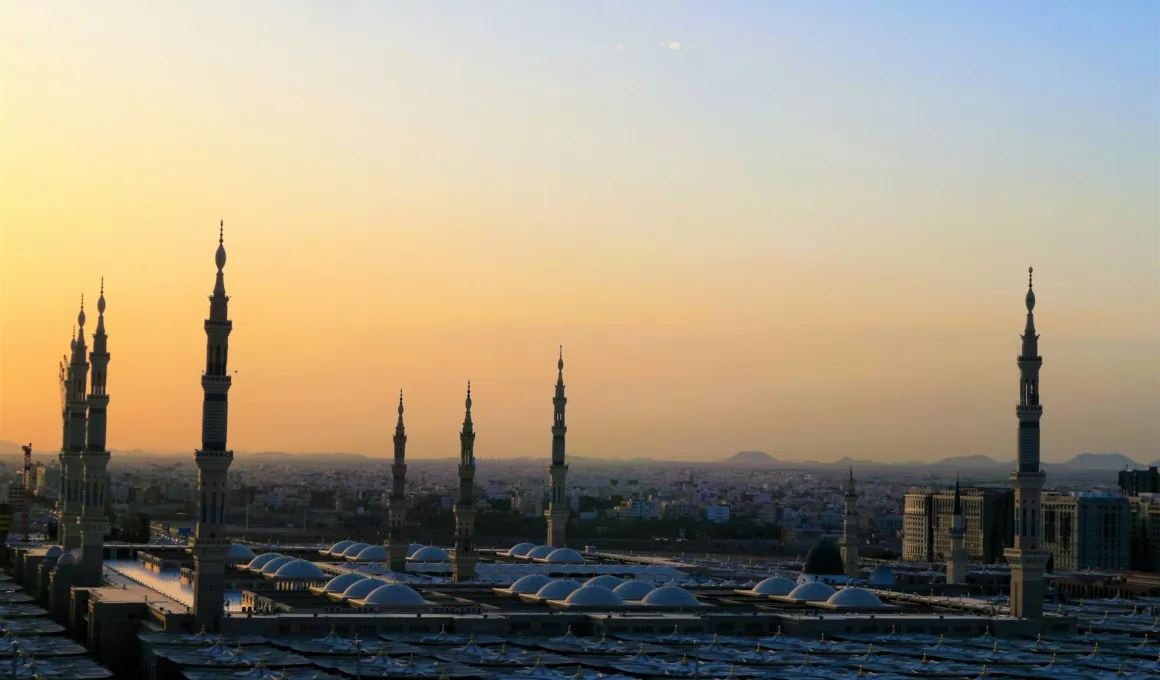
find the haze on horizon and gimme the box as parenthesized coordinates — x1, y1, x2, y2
(1, 2, 1157, 464)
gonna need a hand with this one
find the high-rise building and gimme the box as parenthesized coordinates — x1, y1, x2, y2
(1119, 468, 1160, 497)
(1005, 267, 1050, 621)
(452, 383, 478, 582)
(546, 348, 569, 549)
(79, 279, 111, 586)
(1041, 492, 1130, 572)
(191, 222, 235, 632)
(1128, 496, 1160, 572)
(903, 486, 1014, 564)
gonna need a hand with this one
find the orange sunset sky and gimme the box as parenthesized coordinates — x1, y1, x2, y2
(1, 3, 1157, 462)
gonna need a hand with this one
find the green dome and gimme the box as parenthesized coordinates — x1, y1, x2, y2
(803, 538, 844, 576)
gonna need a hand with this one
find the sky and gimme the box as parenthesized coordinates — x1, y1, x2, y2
(1, 2, 1157, 463)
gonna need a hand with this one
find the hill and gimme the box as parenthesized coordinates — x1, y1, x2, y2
(721, 451, 779, 467)
(934, 455, 1005, 468)
(1062, 453, 1140, 470)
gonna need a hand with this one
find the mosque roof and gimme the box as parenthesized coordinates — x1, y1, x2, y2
(409, 546, 450, 562)
(751, 576, 796, 595)
(826, 587, 885, 609)
(526, 545, 555, 560)
(228, 544, 256, 561)
(320, 572, 366, 593)
(247, 553, 284, 570)
(585, 575, 624, 589)
(787, 581, 837, 602)
(273, 559, 326, 579)
(353, 545, 387, 562)
(327, 540, 355, 555)
(543, 548, 586, 564)
(508, 542, 537, 558)
(535, 580, 583, 600)
(803, 538, 845, 576)
(509, 574, 553, 595)
(362, 584, 426, 606)
(340, 577, 388, 600)
(562, 585, 624, 607)
(640, 585, 700, 607)
(613, 580, 656, 600)
(259, 556, 296, 574)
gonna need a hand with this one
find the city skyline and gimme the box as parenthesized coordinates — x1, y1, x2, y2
(2, 3, 1158, 462)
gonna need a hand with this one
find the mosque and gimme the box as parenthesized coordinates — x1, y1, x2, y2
(6, 227, 1094, 679)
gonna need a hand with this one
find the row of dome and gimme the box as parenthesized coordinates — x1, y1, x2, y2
(324, 541, 451, 563)
(745, 576, 885, 607)
(504, 575, 702, 606)
(506, 543, 587, 564)
(316, 573, 428, 605)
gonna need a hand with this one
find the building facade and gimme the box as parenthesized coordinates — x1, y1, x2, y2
(903, 486, 1013, 564)
(1041, 492, 1129, 572)
(1120, 468, 1160, 497)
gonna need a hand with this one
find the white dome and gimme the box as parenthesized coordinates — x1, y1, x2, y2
(322, 573, 366, 593)
(56, 553, 77, 567)
(613, 580, 656, 600)
(641, 585, 699, 607)
(544, 548, 586, 564)
(45, 546, 63, 559)
(563, 585, 623, 607)
(509, 574, 553, 595)
(508, 542, 537, 557)
(787, 582, 836, 602)
(363, 584, 426, 606)
(353, 545, 387, 562)
(341, 542, 371, 558)
(525, 545, 555, 560)
(328, 540, 355, 555)
(260, 556, 296, 574)
(868, 565, 896, 586)
(407, 543, 425, 557)
(274, 559, 326, 579)
(751, 576, 796, 595)
(228, 544, 256, 561)
(409, 546, 450, 562)
(826, 587, 884, 609)
(248, 553, 284, 570)
(535, 580, 583, 600)
(584, 575, 624, 589)
(341, 577, 388, 600)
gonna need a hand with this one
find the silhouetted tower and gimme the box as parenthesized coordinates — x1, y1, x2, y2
(79, 279, 111, 585)
(546, 347, 569, 548)
(947, 477, 967, 585)
(191, 222, 235, 632)
(386, 390, 409, 572)
(1004, 267, 1049, 621)
(60, 297, 89, 551)
(840, 467, 859, 577)
(452, 383, 478, 582)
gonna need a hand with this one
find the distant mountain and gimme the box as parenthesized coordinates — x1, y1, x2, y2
(0, 441, 25, 455)
(1062, 453, 1139, 470)
(934, 455, 1005, 468)
(722, 451, 779, 467)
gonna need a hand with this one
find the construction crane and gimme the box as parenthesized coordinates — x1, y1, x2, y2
(20, 444, 31, 542)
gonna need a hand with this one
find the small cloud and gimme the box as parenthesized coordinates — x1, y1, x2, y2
(669, 41, 682, 51)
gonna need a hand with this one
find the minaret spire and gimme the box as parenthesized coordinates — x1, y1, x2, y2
(947, 476, 967, 585)
(78, 278, 112, 584)
(59, 294, 91, 551)
(1004, 266, 1049, 621)
(192, 221, 236, 632)
(386, 389, 409, 572)
(840, 467, 859, 577)
(452, 381, 478, 582)
(547, 347, 570, 548)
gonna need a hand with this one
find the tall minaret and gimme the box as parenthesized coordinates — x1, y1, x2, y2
(452, 383, 478, 582)
(546, 347, 569, 548)
(386, 390, 409, 572)
(60, 298, 89, 551)
(840, 467, 859, 577)
(947, 477, 967, 585)
(191, 222, 235, 632)
(78, 280, 111, 585)
(1004, 267, 1049, 621)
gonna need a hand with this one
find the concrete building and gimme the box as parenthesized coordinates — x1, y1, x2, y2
(706, 505, 730, 524)
(1128, 495, 1160, 572)
(903, 486, 1013, 564)
(1041, 492, 1130, 571)
(1119, 467, 1160, 496)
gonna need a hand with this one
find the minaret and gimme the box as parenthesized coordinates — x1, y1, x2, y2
(947, 477, 967, 585)
(60, 298, 89, 551)
(840, 467, 859, 578)
(546, 347, 569, 548)
(452, 383, 478, 582)
(386, 390, 409, 572)
(191, 222, 235, 632)
(78, 280, 111, 585)
(1004, 267, 1049, 621)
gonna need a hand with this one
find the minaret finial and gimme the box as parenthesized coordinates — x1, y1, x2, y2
(1029, 266, 1033, 288)
(466, 381, 472, 410)
(220, 220, 224, 244)
(97, 278, 106, 315)
(77, 294, 86, 330)
(398, 389, 404, 417)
